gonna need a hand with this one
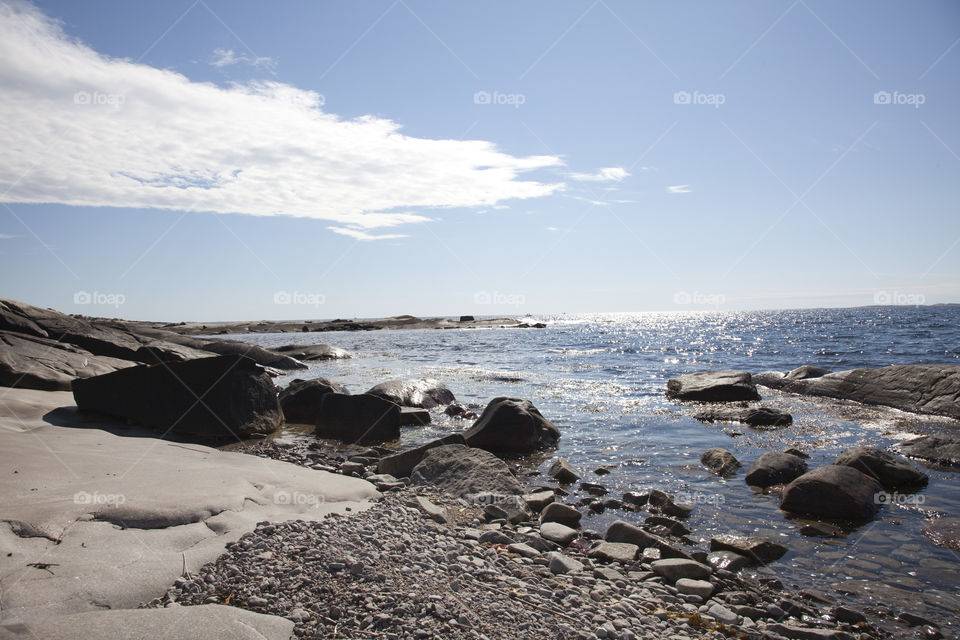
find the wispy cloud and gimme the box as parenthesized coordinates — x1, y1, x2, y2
(210, 47, 275, 70)
(0, 3, 563, 234)
(327, 226, 408, 241)
(0, 233, 20, 239)
(667, 184, 691, 194)
(570, 167, 629, 182)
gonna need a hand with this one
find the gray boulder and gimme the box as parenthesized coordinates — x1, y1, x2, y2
(279, 377, 347, 423)
(410, 444, 523, 496)
(376, 434, 467, 477)
(834, 446, 928, 490)
(540, 523, 580, 546)
(780, 465, 883, 521)
(366, 378, 455, 408)
(745, 452, 807, 487)
(464, 397, 560, 454)
(72, 355, 282, 441)
(900, 435, 960, 467)
(315, 393, 400, 444)
(666, 370, 760, 402)
(701, 448, 741, 477)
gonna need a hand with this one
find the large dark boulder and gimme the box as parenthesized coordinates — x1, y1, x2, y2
(780, 465, 883, 522)
(666, 371, 760, 402)
(271, 344, 350, 361)
(463, 397, 559, 454)
(279, 378, 347, 423)
(366, 379, 455, 409)
(900, 435, 960, 467)
(1, 331, 134, 391)
(200, 340, 307, 370)
(755, 365, 960, 420)
(744, 452, 807, 488)
(72, 355, 282, 440)
(834, 446, 928, 491)
(315, 393, 400, 444)
(377, 434, 468, 477)
(410, 444, 524, 496)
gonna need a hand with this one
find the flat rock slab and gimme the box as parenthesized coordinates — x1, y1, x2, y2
(666, 370, 760, 402)
(900, 435, 960, 467)
(0, 604, 294, 640)
(0, 389, 379, 624)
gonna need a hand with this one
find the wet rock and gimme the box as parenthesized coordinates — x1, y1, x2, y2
(548, 458, 581, 484)
(743, 407, 793, 428)
(921, 517, 960, 552)
(279, 377, 346, 423)
(398, 407, 431, 426)
(784, 448, 810, 459)
(315, 393, 401, 444)
(650, 558, 712, 582)
(831, 606, 867, 624)
(271, 343, 350, 361)
(376, 434, 467, 478)
(410, 444, 523, 497)
(799, 522, 843, 537)
(647, 489, 693, 517)
(701, 448, 742, 477)
(587, 542, 639, 563)
(666, 370, 760, 402)
(72, 355, 282, 441)
(464, 397, 560, 454)
(706, 550, 752, 572)
(834, 446, 928, 491)
(900, 435, 960, 467)
(580, 482, 608, 496)
(540, 502, 581, 528)
(444, 403, 478, 420)
(366, 378, 455, 409)
(744, 452, 807, 488)
(644, 516, 690, 537)
(780, 465, 882, 522)
(709, 535, 788, 564)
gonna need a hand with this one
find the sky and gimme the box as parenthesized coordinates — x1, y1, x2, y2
(0, 0, 958, 321)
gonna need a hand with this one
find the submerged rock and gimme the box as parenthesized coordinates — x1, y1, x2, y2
(780, 465, 882, 522)
(271, 343, 350, 361)
(744, 452, 807, 488)
(314, 393, 400, 444)
(833, 446, 928, 491)
(922, 517, 960, 552)
(464, 397, 560, 454)
(72, 355, 282, 441)
(695, 406, 792, 428)
(666, 370, 760, 402)
(366, 378, 455, 409)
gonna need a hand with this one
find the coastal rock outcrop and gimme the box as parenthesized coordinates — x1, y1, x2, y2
(666, 371, 760, 402)
(463, 397, 560, 454)
(366, 378, 455, 409)
(72, 354, 282, 440)
(409, 444, 524, 496)
(279, 377, 347, 423)
(900, 435, 960, 467)
(744, 452, 807, 488)
(834, 446, 928, 490)
(754, 364, 960, 420)
(1, 331, 134, 391)
(780, 465, 883, 521)
(315, 393, 401, 444)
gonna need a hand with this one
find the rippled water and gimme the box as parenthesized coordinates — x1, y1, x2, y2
(225, 305, 960, 630)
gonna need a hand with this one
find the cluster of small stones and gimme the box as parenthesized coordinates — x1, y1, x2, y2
(149, 488, 893, 640)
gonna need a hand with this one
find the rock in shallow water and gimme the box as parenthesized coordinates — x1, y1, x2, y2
(780, 465, 882, 522)
(314, 393, 400, 444)
(899, 435, 960, 467)
(366, 378, 454, 409)
(744, 452, 807, 488)
(833, 446, 927, 491)
(666, 370, 761, 402)
(464, 397, 560, 454)
(709, 535, 788, 565)
(701, 448, 742, 477)
(279, 377, 346, 423)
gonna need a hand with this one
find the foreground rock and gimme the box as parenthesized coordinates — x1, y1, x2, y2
(744, 452, 808, 488)
(899, 435, 960, 467)
(666, 370, 760, 402)
(781, 465, 883, 521)
(755, 364, 960, 420)
(366, 378, 455, 408)
(463, 397, 560, 454)
(279, 377, 347, 423)
(834, 446, 928, 490)
(72, 355, 282, 441)
(701, 448, 741, 476)
(315, 393, 400, 444)
(410, 444, 524, 496)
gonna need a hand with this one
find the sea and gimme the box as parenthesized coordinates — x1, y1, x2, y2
(223, 305, 960, 631)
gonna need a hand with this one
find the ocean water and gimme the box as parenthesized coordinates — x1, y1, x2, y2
(225, 305, 960, 629)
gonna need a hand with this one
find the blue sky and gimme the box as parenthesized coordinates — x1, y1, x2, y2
(0, 0, 958, 321)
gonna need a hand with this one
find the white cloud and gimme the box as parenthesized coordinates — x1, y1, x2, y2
(327, 226, 407, 241)
(546, 226, 559, 232)
(210, 47, 275, 70)
(570, 167, 629, 182)
(0, 233, 20, 239)
(0, 2, 563, 234)
(667, 185, 691, 194)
